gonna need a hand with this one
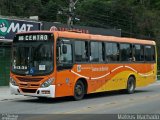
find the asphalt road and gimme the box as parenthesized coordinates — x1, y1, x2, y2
(0, 83, 160, 119)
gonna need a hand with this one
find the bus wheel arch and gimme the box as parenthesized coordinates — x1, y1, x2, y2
(73, 78, 88, 100)
(126, 75, 136, 94)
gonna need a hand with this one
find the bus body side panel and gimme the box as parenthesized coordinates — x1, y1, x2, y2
(55, 69, 75, 97)
(136, 63, 156, 87)
(90, 63, 109, 93)
(92, 63, 131, 93)
(55, 64, 92, 97)
(93, 63, 156, 93)
(67, 63, 156, 95)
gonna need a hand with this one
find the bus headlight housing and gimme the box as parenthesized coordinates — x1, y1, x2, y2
(10, 77, 18, 86)
(41, 78, 54, 88)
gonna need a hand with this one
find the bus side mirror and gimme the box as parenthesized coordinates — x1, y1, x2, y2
(62, 45, 67, 54)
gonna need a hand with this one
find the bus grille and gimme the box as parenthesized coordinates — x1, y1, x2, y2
(21, 89, 37, 93)
(17, 77, 43, 82)
(19, 83, 39, 87)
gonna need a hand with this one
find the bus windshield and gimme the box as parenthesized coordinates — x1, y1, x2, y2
(11, 34, 54, 76)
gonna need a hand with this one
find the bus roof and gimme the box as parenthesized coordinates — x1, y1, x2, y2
(16, 31, 156, 45)
(57, 31, 156, 45)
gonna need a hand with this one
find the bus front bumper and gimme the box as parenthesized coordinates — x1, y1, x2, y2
(10, 83, 55, 98)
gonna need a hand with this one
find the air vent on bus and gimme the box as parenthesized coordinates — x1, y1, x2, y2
(17, 77, 43, 82)
(21, 89, 37, 93)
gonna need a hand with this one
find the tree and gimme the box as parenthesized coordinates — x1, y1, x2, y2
(39, 0, 59, 21)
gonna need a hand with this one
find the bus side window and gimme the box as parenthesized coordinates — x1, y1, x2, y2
(75, 40, 89, 62)
(133, 44, 145, 62)
(120, 43, 132, 61)
(102, 42, 105, 62)
(106, 42, 119, 62)
(144, 45, 155, 62)
(90, 41, 104, 62)
(140, 45, 144, 61)
(151, 46, 156, 61)
(132, 45, 136, 61)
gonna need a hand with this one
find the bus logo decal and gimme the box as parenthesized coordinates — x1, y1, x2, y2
(77, 65, 81, 72)
(30, 68, 34, 74)
(66, 78, 69, 84)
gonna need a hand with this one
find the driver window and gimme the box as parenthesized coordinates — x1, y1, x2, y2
(59, 44, 72, 63)
(57, 39, 73, 70)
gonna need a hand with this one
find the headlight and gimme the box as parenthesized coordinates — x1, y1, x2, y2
(10, 77, 18, 86)
(41, 78, 54, 88)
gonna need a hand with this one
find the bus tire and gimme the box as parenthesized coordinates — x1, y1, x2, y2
(73, 80, 85, 100)
(126, 76, 136, 94)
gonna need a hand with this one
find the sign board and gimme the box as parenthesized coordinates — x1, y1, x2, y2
(42, 22, 121, 37)
(0, 18, 41, 40)
(14, 33, 52, 42)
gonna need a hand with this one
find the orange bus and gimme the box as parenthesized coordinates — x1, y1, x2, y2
(10, 31, 157, 100)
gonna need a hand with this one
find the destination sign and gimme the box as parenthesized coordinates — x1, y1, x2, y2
(18, 34, 48, 41)
(14, 33, 52, 42)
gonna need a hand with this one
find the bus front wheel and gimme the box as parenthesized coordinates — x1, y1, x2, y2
(74, 80, 85, 100)
(126, 76, 136, 94)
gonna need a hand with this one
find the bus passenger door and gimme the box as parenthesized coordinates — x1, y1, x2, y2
(55, 39, 75, 97)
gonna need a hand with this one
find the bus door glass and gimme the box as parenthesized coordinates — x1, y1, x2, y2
(56, 38, 74, 97)
(57, 39, 73, 70)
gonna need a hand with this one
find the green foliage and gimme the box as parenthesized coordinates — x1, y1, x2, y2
(76, 0, 160, 39)
(40, 0, 58, 22)
(0, 0, 160, 39)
